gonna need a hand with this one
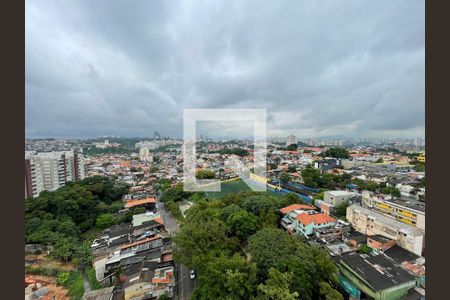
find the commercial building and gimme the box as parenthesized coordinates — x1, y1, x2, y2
(338, 252, 417, 300)
(346, 204, 424, 256)
(362, 191, 425, 230)
(25, 150, 85, 198)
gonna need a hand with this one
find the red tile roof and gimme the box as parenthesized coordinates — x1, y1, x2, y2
(154, 217, 164, 225)
(296, 213, 314, 225)
(125, 197, 156, 208)
(311, 213, 336, 225)
(280, 204, 316, 214)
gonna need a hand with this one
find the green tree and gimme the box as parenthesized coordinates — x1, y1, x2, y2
(301, 167, 321, 188)
(196, 169, 216, 179)
(365, 181, 379, 191)
(334, 202, 350, 218)
(51, 234, 77, 262)
(287, 165, 297, 173)
(323, 147, 350, 159)
(74, 240, 93, 266)
(159, 293, 170, 300)
(380, 187, 401, 198)
(319, 282, 343, 300)
(279, 172, 291, 183)
(192, 254, 257, 300)
(226, 210, 257, 239)
(257, 268, 299, 300)
(173, 217, 233, 269)
(412, 160, 425, 172)
(359, 244, 371, 254)
(247, 228, 340, 299)
(286, 144, 298, 151)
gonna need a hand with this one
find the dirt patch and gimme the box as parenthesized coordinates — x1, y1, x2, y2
(25, 275, 69, 300)
(25, 254, 76, 271)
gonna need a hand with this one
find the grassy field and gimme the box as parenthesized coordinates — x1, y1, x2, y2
(205, 179, 283, 199)
(205, 179, 252, 199)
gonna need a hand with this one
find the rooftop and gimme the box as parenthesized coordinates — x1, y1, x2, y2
(296, 213, 336, 226)
(82, 287, 115, 300)
(125, 197, 157, 208)
(385, 198, 425, 213)
(121, 236, 161, 250)
(348, 204, 424, 237)
(326, 190, 355, 196)
(369, 234, 395, 244)
(280, 203, 316, 214)
(384, 245, 422, 265)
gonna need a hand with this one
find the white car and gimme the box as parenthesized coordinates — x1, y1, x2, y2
(189, 270, 196, 280)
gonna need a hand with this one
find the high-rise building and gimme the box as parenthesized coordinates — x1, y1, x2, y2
(154, 131, 161, 139)
(25, 150, 85, 198)
(139, 145, 152, 162)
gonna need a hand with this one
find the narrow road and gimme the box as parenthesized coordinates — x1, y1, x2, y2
(157, 201, 196, 300)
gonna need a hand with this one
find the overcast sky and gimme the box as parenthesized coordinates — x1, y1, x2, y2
(25, 0, 424, 139)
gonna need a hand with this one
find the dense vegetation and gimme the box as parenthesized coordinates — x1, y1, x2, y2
(301, 167, 352, 189)
(172, 191, 343, 300)
(196, 169, 216, 179)
(25, 266, 86, 300)
(279, 171, 291, 183)
(159, 184, 208, 221)
(411, 159, 425, 172)
(286, 144, 298, 151)
(300, 167, 401, 197)
(25, 176, 130, 261)
(213, 148, 250, 157)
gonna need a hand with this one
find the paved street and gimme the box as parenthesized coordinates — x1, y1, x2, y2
(157, 201, 196, 300)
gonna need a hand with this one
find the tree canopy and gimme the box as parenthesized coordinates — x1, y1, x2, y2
(323, 147, 350, 159)
(173, 191, 342, 299)
(25, 176, 130, 261)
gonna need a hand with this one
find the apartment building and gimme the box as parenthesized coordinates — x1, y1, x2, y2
(25, 150, 85, 198)
(139, 145, 153, 162)
(286, 135, 297, 147)
(346, 204, 424, 256)
(362, 191, 425, 230)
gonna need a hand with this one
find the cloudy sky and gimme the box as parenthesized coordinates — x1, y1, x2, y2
(25, 0, 424, 139)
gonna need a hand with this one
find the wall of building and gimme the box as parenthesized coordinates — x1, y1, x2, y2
(24, 150, 86, 198)
(339, 261, 416, 300)
(346, 205, 424, 256)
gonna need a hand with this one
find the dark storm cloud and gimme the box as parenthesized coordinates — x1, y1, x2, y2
(25, 0, 424, 138)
